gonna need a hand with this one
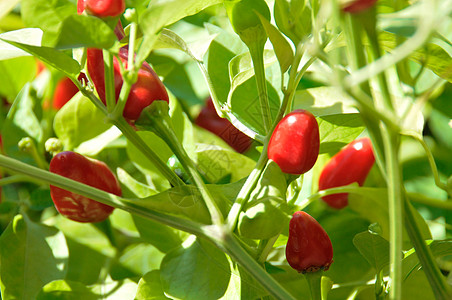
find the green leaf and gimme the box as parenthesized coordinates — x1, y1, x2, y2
(160, 237, 230, 300)
(0, 29, 43, 61)
(136, 270, 170, 300)
(2, 83, 44, 164)
(379, 31, 452, 83)
(37, 280, 97, 300)
(0, 39, 80, 77)
(111, 244, 165, 280)
(353, 231, 390, 271)
(228, 56, 282, 136)
(0, 214, 68, 300)
(238, 161, 290, 239)
(205, 24, 247, 106)
(117, 167, 157, 198)
(348, 187, 432, 248)
(126, 131, 173, 192)
(47, 15, 117, 49)
(317, 114, 365, 155)
(257, 13, 294, 73)
(137, 0, 223, 64)
(54, 92, 111, 150)
(132, 215, 184, 253)
(21, 0, 116, 49)
(195, 144, 255, 183)
(293, 87, 358, 116)
(274, 0, 311, 45)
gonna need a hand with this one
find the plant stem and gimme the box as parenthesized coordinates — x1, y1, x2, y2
(226, 146, 268, 231)
(305, 271, 323, 300)
(404, 198, 452, 300)
(139, 105, 224, 226)
(113, 118, 185, 187)
(102, 49, 116, 112)
(256, 234, 280, 264)
(219, 232, 296, 300)
(408, 193, 452, 210)
(0, 154, 204, 236)
(402, 131, 447, 191)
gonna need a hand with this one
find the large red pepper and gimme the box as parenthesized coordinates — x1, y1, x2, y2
(267, 109, 319, 175)
(87, 47, 169, 121)
(195, 97, 252, 153)
(49, 151, 121, 223)
(318, 137, 375, 209)
(286, 211, 333, 273)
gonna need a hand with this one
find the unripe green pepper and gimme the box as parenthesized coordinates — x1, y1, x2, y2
(225, 0, 270, 46)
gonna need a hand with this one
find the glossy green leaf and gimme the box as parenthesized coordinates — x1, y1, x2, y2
(136, 270, 170, 300)
(348, 188, 432, 248)
(0, 39, 80, 77)
(293, 87, 358, 116)
(317, 113, 365, 155)
(353, 231, 390, 271)
(160, 237, 230, 300)
(54, 92, 111, 150)
(137, 0, 223, 64)
(37, 280, 97, 300)
(111, 244, 165, 280)
(132, 215, 184, 253)
(0, 214, 68, 300)
(0, 29, 42, 60)
(21, 0, 116, 49)
(257, 14, 294, 73)
(195, 144, 255, 183)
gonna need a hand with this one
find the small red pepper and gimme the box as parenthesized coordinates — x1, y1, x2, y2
(78, 0, 125, 18)
(318, 137, 375, 209)
(267, 109, 319, 175)
(49, 151, 121, 223)
(342, 0, 378, 13)
(195, 98, 252, 153)
(286, 211, 333, 273)
(87, 47, 169, 121)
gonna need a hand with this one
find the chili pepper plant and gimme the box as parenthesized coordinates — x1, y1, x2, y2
(0, 0, 451, 299)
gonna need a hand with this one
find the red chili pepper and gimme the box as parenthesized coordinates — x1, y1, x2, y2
(78, 0, 125, 17)
(87, 47, 169, 121)
(195, 98, 252, 153)
(286, 211, 333, 273)
(52, 74, 87, 110)
(267, 109, 319, 175)
(318, 137, 375, 209)
(49, 151, 121, 223)
(342, 0, 378, 13)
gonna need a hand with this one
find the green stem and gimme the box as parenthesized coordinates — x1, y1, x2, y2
(305, 271, 323, 300)
(219, 232, 296, 300)
(248, 40, 272, 133)
(0, 175, 38, 186)
(402, 131, 447, 191)
(404, 198, 452, 300)
(408, 193, 452, 210)
(375, 269, 386, 300)
(139, 106, 224, 226)
(113, 118, 185, 187)
(226, 147, 268, 231)
(102, 49, 116, 112)
(382, 129, 403, 300)
(0, 154, 204, 236)
(256, 234, 280, 264)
